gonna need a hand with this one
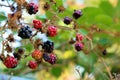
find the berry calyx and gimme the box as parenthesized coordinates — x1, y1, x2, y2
(48, 53, 57, 65)
(3, 56, 18, 68)
(18, 26, 32, 39)
(42, 40, 54, 53)
(73, 10, 82, 19)
(75, 42, 84, 51)
(28, 60, 37, 69)
(76, 33, 84, 41)
(43, 53, 50, 62)
(27, 3, 38, 15)
(63, 17, 72, 25)
(47, 26, 57, 37)
(32, 50, 43, 60)
(33, 20, 42, 29)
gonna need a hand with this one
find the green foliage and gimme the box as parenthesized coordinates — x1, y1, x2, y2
(0, 12, 7, 22)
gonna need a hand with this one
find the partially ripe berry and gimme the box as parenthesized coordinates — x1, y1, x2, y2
(73, 10, 82, 19)
(48, 53, 57, 65)
(42, 40, 54, 53)
(76, 34, 84, 41)
(63, 17, 72, 25)
(27, 3, 38, 15)
(28, 60, 37, 69)
(47, 26, 57, 37)
(33, 20, 42, 29)
(75, 42, 84, 51)
(43, 53, 50, 62)
(3, 56, 18, 68)
(32, 50, 43, 60)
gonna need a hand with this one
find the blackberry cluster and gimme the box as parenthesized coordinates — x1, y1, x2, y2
(27, 3, 38, 15)
(42, 40, 54, 53)
(18, 26, 32, 39)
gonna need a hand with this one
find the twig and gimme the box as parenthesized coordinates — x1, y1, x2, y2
(0, 4, 10, 7)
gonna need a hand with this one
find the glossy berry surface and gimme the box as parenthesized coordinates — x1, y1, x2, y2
(3, 56, 18, 68)
(42, 40, 54, 53)
(47, 26, 57, 37)
(18, 26, 32, 39)
(48, 53, 57, 65)
(33, 20, 42, 29)
(32, 50, 43, 60)
(28, 60, 37, 69)
(76, 34, 84, 41)
(63, 17, 72, 25)
(43, 53, 50, 61)
(28, 3, 38, 15)
(75, 42, 84, 51)
(73, 10, 82, 19)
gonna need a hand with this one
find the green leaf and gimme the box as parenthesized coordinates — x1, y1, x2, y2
(77, 7, 104, 26)
(51, 67, 62, 77)
(94, 14, 113, 26)
(0, 12, 7, 22)
(99, 1, 115, 17)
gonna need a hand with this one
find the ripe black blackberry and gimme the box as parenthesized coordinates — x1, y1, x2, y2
(73, 10, 82, 19)
(102, 49, 107, 55)
(43, 53, 50, 61)
(27, 3, 38, 15)
(42, 40, 54, 53)
(18, 26, 32, 39)
(63, 17, 72, 25)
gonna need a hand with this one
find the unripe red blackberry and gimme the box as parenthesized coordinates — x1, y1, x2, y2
(47, 26, 57, 37)
(75, 42, 84, 51)
(48, 53, 57, 65)
(33, 20, 42, 29)
(18, 26, 32, 39)
(73, 10, 82, 19)
(28, 60, 37, 69)
(76, 33, 84, 41)
(42, 40, 54, 53)
(63, 17, 72, 25)
(32, 50, 43, 60)
(3, 56, 18, 68)
(27, 3, 38, 15)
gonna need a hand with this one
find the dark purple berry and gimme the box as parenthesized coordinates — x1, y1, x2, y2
(48, 53, 57, 65)
(73, 10, 82, 19)
(43, 53, 50, 61)
(27, 3, 38, 15)
(63, 17, 72, 25)
(102, 49, 107, 55)
(42, 40, 54, 53)
(75, 42, 84, 51)
(18, 26, 32, 39)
